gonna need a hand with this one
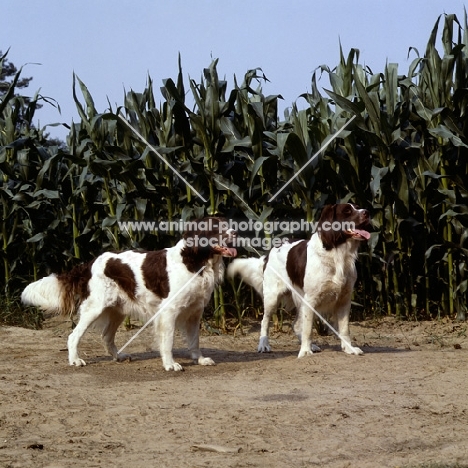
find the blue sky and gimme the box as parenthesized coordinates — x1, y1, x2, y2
(2, 0, 467, 141)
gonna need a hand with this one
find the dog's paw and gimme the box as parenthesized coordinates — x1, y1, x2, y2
(257, 336, 271, 353)
(311, 344, 322, 353)
(198, 357, 215, 366)
(343, 344, 364, 355)
(164, 362, 184, 372)
(69, 358, 86, 367)
(114, 353, 132, 363)
(298, 348, 314, 358)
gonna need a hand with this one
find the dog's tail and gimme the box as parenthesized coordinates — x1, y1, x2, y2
(226, 257, 265, 296)
(21, 261, 94, 316)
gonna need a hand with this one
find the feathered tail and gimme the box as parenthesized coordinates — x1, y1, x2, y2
(226, 257, 265, 296)
(21, 262, 94, 316)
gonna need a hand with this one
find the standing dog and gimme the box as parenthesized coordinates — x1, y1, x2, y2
(227, 204, 370, 357)
(22, 218, 237, 371)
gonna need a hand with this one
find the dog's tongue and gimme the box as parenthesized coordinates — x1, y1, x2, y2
(227, 247, 237, 257)
(353, 229, 371, 240)
(215, 245, 237, 257)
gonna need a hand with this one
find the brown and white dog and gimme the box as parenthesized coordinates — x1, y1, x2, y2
(227, 204, 370, 357)
(22, 218, 237, 371)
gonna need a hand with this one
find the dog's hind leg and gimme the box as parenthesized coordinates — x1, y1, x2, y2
(99, 307, 129, 362)
(258, 290, 278, 353)
(67, 298, 103, 366)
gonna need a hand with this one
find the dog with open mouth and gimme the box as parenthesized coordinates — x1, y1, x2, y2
(227, 203, 370, 357)
(22, 217, 237, 371)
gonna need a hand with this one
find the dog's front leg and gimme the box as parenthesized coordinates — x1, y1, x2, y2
(298, 304, 314, 358)
(336, 299, 363, 355)
(157, 313, 183, 371)
(67, 298, 102, 366)
(293, 310, 322, 353)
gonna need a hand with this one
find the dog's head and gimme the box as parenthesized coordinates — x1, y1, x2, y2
(182, 217, 237, 258)
(318, 203, 370, 250)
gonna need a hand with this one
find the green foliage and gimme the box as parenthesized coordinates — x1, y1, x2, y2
(1, 12, 468, 327)
(0, 297, 44, 329)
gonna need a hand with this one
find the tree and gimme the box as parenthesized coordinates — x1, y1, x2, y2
(0, 49, 34, 98)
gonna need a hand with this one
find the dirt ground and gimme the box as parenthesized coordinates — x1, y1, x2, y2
(1, 315, 468, 468)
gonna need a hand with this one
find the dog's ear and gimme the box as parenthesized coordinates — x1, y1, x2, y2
(182, 219, 206, 257)
(318, 204, 337, 250)
(319, 204, 352, 250)
(182, 217, 225, 257)
(319, 204, 335, 223)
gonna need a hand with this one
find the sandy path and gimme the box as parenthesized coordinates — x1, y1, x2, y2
(1, 318, 467, 467)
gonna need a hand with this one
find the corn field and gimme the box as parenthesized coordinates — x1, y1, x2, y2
(1, 13, 468, 327)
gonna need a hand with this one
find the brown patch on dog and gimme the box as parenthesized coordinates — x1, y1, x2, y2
(286, 240, 308, 289)
(57, 260, 95, 316)
(104, 258, 137, 300)
(181, 244, 215, 273)
(141, 250, 170, 299)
